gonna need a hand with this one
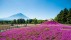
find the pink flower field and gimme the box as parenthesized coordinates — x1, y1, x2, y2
(0, 21, 71, 40)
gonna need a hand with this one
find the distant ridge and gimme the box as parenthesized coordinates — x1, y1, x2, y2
(0, 13, 29, 20)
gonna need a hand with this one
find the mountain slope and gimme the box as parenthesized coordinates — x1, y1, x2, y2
(0, 13, 29, 20)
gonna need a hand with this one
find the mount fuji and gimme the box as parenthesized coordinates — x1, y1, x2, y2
(0, 13, 29, 20)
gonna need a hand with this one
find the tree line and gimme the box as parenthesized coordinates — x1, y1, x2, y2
(55, 8, 71, 24)
(0, 18, 45, 25)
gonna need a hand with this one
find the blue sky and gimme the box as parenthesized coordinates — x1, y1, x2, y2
(0, 0, 71, 19)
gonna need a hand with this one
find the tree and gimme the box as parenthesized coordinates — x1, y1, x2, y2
(19, 19, 25, 24)
(34, 18, 37, 25)
(17, 19, 20, 24)
(17, 19, 25, 24)
(55, 10, 64, 23)
(63, 8, 69, 23)
(22, 19, 25, 24)
(67, 8, 71, 24)
(25, 19, 28, 27)
(13, 19, 16, 24)
(11, 21, 14, 26)
(0, 21, 3, 24)
(28, 19, 33, 24)
(55, 8, 69, 24)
